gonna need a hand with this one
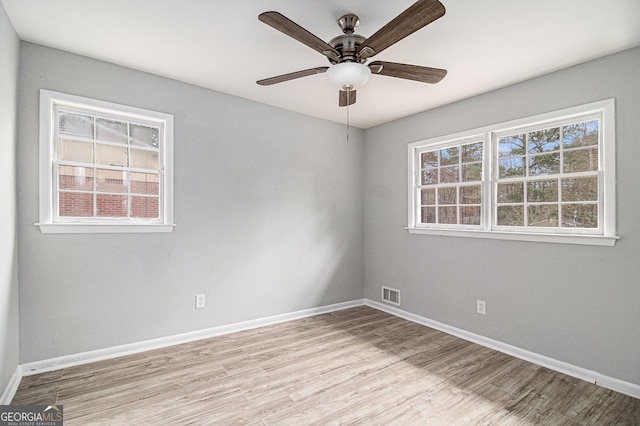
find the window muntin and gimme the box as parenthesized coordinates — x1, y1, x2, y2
(407, 100, 616, 245)
(39, 90, 174, 233)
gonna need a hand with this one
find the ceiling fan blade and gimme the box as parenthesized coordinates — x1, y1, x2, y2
(257, 67, 329, 86)
(357, 0, 445, 60)
(369, 61, 447, 84)
(339, 90, 357, 107)
(259, 12, 340, 61)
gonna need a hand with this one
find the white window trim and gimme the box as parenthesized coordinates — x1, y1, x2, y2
(37, 90, 176, 234)
(407, 99, 618, 246)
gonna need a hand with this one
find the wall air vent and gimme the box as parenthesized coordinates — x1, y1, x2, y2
(382, 286, 400, 306)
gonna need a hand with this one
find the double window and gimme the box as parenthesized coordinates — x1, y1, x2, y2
(408, 100, 617, 246)
(38, 90, 174, 233)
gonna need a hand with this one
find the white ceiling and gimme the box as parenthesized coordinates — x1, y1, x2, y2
(3, 0, 640, 129)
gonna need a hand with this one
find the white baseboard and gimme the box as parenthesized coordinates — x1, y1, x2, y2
(17, 299, 365, 379)
(365, 299, 640, 400)
(0, 366, 22, 405)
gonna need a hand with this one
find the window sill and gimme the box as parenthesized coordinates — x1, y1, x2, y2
(406, 227, 619, 246)
(36, 223, 176, 234)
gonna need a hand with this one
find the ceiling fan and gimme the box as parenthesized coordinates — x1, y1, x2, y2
(257, 0, 447, 107)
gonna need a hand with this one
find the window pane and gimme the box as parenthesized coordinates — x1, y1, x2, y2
(527, 179, 558, 203)
(440, 165, 459, 183)
(96, 194, 128, 217)
(528, 128, 560, 153)
(420, 188, 435, 205)
(499, 157, 525, 178)
(96, 144, 128, 167)
(528, 153, 560, 176)
(130, 149, 158, 170)
(440, 147, 459, 166)
(497, 205, 524, 226)
(562, 204, 597, 228)
(131, 196, 159, 218)
(131, 172, 159, 195)
(438, 206, 457, 224)
(421, 207, 436, 223)
(421, 168, 437, 185)
(564, 148, 598, 173)
(561, 177, 598, 202)
(497, 182, 524, 203)
(499, 134, 525, 158)
(58, 166, 93, 191)
(461, 163, 482, 182)
(96, 169, 128, 193)
(528, 205, 559, 227)
(461, 206, 481, 225)
(563, 121, 598, 148)
(460, 185, 481, 204)
(96, 118, 128, 144)
(421, 151, 438, 168)
(59, 139, 94, 163)
(59, 112, 93, 138)
(438, 187, 457, 205)
(462, 142, 483, 162)
(59, 192, 93, 217)
(130, 124, 159, 148)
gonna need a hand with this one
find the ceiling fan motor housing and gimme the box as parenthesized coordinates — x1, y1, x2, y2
(329, 34, 367, 63)
(329, 14, 367, 64)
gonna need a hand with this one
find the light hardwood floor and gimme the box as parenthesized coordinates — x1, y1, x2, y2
(12, 306, 640, 425)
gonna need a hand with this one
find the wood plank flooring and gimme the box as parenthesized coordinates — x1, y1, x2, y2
(12, 306, 640, 425)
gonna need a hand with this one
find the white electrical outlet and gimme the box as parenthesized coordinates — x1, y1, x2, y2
(477, 300, 486, 315)
(195, 294, 206, 309)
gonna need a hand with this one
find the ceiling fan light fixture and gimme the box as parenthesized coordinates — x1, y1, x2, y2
(326, 62, 371, 91)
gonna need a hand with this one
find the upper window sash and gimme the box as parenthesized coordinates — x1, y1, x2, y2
(407, 99, 618, 246)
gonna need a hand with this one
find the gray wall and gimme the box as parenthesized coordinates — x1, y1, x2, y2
(364, 47, 640, 386)
(17, 43, 364, 363)
(0, 2, 20, 396)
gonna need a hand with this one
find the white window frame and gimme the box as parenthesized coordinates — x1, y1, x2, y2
(413, 135, 486, 229)
(407, 99, 618, 246)
(37, 90, 175, 233)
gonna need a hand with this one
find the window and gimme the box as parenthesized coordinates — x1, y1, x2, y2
(38, 90, 174, 233)
(417, 138, 484, 227)
(495, 119, 600, 231)
(408, 100, 617, 246)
